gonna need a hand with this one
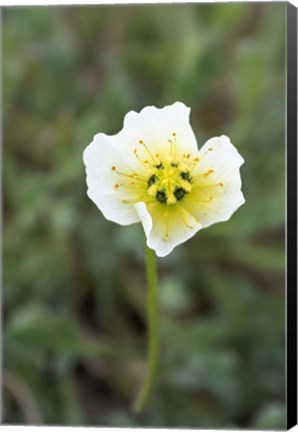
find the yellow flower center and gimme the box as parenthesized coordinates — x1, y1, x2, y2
(111, 135, 224, 210)
(146, 158, 192, 205)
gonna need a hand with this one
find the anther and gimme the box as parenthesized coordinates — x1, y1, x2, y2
(203, 169, 214, 177)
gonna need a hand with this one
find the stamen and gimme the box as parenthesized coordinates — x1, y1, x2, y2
(164, 217, 170, 240)
(139, 139, 157, 163)
(132, 172, 147, 180)
(181, 153, 191, 162)
(184, 208, 201, 224)
(191, 197, 215, 204)
(115, 170, 135, 178)
(170, 132, 177, 159)
(197, 147, 214, 163)
(134, 148, 150, 170)
(122, 199, 135, 204)
(114, 181, 145, 190)
(178, 209, 194, 230)
(203, 169, 214, 177)
(193, 182, 224, 189)
(168, 139, 173, 157)
(122, 194, 146, 204)
(116, 183, 128, 188)
(189, 158, 201, 172)
(191, 170, 216, 183)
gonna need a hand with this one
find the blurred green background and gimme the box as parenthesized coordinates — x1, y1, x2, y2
(3, 3, 286, 428)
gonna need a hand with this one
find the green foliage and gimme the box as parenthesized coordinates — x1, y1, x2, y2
(3, 3, 286, 428)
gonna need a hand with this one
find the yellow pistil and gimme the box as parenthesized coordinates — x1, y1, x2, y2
(146, 158, 193, 205)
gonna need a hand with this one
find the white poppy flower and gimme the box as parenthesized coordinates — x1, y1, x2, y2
(83, 102, 245, 257)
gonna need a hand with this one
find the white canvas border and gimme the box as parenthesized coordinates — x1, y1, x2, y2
(1, 1, 296, 432)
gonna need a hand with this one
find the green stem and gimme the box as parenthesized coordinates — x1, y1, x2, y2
(132, 245, 159, 414)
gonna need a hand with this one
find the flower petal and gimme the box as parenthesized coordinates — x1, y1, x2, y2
(135, 201, 202, 257)
(195, 135, 244, 175)
(189, 135, 245, 228)
(83, 133, 142, 225)
(189, 186, 245, 229)
(123, 102, 199, 157)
